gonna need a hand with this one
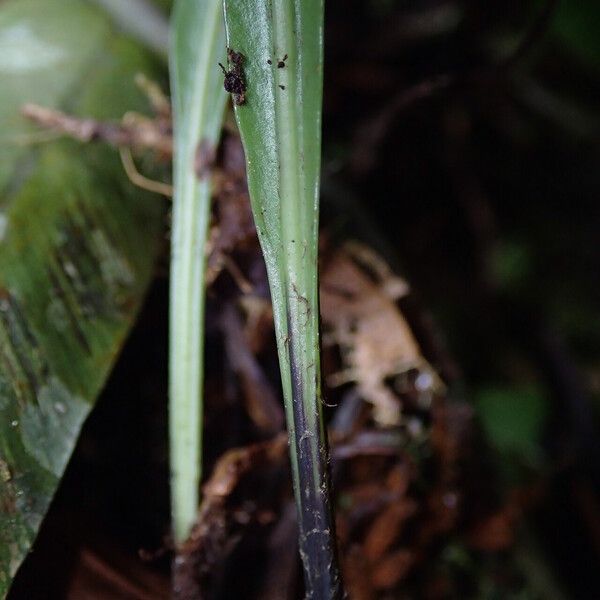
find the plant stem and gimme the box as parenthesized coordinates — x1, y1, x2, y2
(169, 0, 226, 544)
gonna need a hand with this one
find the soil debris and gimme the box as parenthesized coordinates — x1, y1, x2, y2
(172, 434, 287, 600)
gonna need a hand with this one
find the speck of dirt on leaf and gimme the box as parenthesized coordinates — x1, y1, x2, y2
(219, 48, 246, 106)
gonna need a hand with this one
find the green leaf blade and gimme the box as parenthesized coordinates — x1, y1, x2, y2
(0, 1, 165, 592)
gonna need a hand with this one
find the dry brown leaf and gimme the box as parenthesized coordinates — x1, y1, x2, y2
(321, 242, 444, 425)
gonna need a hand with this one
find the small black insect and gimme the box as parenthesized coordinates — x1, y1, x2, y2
(219, 48, 246, 105)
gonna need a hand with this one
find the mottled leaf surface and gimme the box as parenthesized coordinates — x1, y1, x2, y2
(0, 0, 163, 593)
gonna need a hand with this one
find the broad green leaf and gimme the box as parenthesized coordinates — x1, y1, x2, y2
(169, 0, 227, 543)
(0, 0, 163, 593)
(0, 0, 111, 192)
(223, 0, 342, 596)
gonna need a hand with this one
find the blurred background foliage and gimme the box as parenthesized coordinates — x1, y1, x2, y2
(322, 0, 600, 593)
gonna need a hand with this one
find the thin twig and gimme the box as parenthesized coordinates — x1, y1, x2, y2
(119, 146, 173, 197)
(21, 103, 173, 156)
(21, 103, 174, 197)
(135, 73, 172, 118)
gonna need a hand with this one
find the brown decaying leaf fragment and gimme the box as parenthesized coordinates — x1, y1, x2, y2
(172, 434, 288, 600)
(206, 135, 257, 288)
(320, 241, 445, 425)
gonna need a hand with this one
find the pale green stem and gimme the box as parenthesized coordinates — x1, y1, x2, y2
(169, 0, 226, 544)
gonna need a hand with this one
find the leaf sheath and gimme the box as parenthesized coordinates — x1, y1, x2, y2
(223, 0, 342, 596)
